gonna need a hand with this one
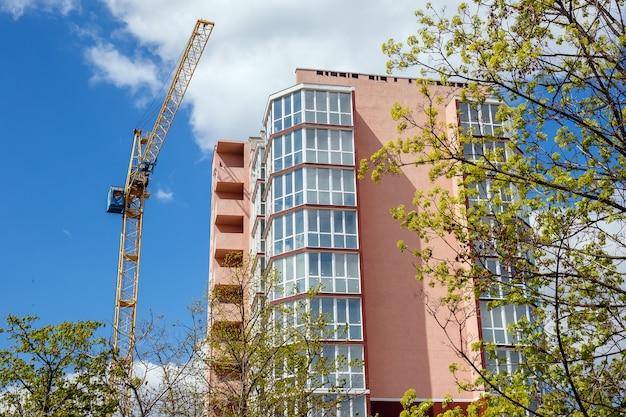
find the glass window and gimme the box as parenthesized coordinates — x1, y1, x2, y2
(306, 167, 356, 206)
(465, 179, 514, 213)
(311, 395, 366, 417)
(293, 91, 301, 112)
(272, 211, 305, 256)
(463, 139, 509, 164)
(302, 128, 354, 166)
(271, 168, 304, 214)
(316, 91, 327, 111)
(302, 90, 352, 126)
(307, 209, 358, 250)
(273, 252, 307, 296)
(309, 252, 360, 294)
(270, 92, 304, 134)
(293, 129, 303, 164)
(485, 348, 524, 376)
(253, 218, 266, 255)
(271, 130, 305, 174)
(309, 297, 363, 341)
(329, 92, 339, 112)
(334, 344, 365, 390)
(251, 146, 265, 184)
(480, 301, 531, 345)
(478, 258, 517, 299)
(459, 102, 508, 138)
(272, 137, 283, 171)
(251, 180, 266, 220)
(309, 252, 319, 276)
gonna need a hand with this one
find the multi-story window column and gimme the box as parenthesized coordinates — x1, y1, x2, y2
(259, 84, 368, 416)
(459, 100, 533, 378)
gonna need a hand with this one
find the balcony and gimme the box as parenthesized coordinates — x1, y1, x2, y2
(215, 197, 246, 218)
(210, 301, 243, 324)
(211, 320, 243, 342)
(213, 232, 245, 258)
(214, 178, 244, 196)
(215, 165, 245, 185)
(210, 357, 241, 380)
(213, 284, 243, 304)
(211, 265, 236, 287)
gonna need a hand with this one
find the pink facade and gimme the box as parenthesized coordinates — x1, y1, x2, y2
(209, 69, 483, 416)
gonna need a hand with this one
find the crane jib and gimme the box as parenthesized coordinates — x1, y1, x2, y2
(105, 19, 214, 416)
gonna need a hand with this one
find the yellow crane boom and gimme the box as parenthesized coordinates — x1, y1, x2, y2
(107, 19, 213, 412)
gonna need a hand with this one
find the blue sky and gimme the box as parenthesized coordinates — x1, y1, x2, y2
(0, 0, 421, 339)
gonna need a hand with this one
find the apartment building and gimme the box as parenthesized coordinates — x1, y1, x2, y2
(208, 68, 520, 416)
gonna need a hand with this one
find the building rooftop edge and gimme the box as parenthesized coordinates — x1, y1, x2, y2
(294, 67, 470, 86)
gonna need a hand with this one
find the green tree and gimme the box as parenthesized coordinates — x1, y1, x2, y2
(360, 0, 626, 415)
(206, 254, 363, 417)
(0, 315, 116, 417)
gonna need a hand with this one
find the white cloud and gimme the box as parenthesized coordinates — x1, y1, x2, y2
(89, 0, 424, 154)
(0, 0, 79, 19)
(155, 188, 174, 202)
(86, 43, 160, 94)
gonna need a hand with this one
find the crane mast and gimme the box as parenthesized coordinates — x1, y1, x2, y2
(108, 19, 214, 413)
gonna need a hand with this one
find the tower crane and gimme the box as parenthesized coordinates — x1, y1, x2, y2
(106, 19, 214, 410)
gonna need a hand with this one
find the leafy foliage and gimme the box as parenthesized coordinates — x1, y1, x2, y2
(398, 389, 482, 417)
(0, 315, 116, 417)
(361, 0, 626, 415)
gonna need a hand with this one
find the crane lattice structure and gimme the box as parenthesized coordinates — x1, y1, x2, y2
(107, 19, 214, 415)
